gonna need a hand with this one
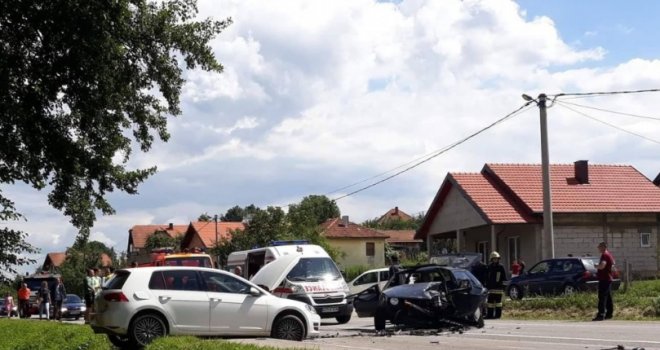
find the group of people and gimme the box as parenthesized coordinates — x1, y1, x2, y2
(83, 266, 115, 323)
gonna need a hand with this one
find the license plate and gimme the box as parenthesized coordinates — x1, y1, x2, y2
(321, 306, 339, 313)
(69, 311, 80, 315)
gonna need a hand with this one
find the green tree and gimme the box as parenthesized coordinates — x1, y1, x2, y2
(221, 204, 257, 222)
(287, 195, 340, 226)
(0, 195, 38, 282)
(197, 213, 213, 222)
(145, 231, 184, 251)
(0, 0, 230, 276)
(59, 241, 114, 296)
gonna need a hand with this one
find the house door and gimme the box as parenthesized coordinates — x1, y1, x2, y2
(477, 241, 489, 264)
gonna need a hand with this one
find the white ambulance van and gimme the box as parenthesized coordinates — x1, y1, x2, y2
(227, 241, 353, 324)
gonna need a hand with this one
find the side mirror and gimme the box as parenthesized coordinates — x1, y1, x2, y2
(249, 287, 261, 297)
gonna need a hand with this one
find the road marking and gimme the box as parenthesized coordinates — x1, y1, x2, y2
(464, 332, 660, 345)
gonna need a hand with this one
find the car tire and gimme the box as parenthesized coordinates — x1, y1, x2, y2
(472, 305, 485, 328)
(508, 285, 523, 300)
(129, 313, 167, 347)
(271, 314, 305, 341)
(374, 309, 386, 331)
(336, 314, 351, 324)
(563, 284, 576, 296)
(107, 334, 132, 349)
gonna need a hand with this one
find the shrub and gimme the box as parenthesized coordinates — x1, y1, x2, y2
(146, 336, 290, 350)
(0, 319, 108, 350)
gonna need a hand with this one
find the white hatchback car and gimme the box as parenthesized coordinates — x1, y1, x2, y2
(91, 267, 321, 348)
(348, 268, 390, 296)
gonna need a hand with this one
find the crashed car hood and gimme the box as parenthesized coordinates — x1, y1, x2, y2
(383, 283, 440, 299)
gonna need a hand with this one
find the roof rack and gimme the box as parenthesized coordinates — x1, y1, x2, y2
(270, 240, 309, 246)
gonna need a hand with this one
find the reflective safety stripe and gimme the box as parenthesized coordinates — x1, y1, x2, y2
(488, 289, 504, 294)
(487, 303, 504, 308)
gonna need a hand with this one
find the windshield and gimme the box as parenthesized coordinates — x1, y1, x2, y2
(286, 257, 343, 282)
(64, 295, 82, 303)
(430, 254, 482, 269)
(164, 257, 213, 268)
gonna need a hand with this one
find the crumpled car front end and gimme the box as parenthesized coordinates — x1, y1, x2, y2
(379, 282, 452, 328)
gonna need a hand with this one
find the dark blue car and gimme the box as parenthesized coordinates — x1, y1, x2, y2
(61, 294, 86, 320)
(507, 257, 621, 300)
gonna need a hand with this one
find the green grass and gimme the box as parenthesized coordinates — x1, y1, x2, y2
(505, 279, 660, 320)
(0, 320, 301, 350)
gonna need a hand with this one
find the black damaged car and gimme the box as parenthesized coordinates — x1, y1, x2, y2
(353, 264, 487, 331)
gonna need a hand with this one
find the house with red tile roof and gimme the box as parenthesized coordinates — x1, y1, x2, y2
(127, 223, 189, 255)
(417, 161, 660, 277)
(321, 216, 389, 268)
(377, 207, 413, 225)
(379, 229, 423, 259)
(180, 221, 246, 252)
(42, 251, 112, 272)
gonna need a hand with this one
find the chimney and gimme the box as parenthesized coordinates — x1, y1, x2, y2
(168, 223, 174, 230)
(394, 206, 399, 216)
(654, 172, 660, 187)
(574, 160, 589, 184)
(341, 215, 349, 227)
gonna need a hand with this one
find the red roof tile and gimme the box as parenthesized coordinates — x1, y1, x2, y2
(129, 224, 189, 249)
(450, 173, 535, 224)
(321, 218, 390, 239)
(486, 164, 660, 212)
(380, 230, 422, 243)
(44, 252, 66, 268)
(377, 207, 413, 223)
(188, 221, 245, 248)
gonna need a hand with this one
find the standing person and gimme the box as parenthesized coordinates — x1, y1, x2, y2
(233, 266, 243, 277)
(102, 267, 115, 286)
(17, 283, 30, 318)
(4, 292, 15, 318)
(388, 255, 404, 285)
(84, 268, 99, 323)
(485, 251, 507, 319)
(518, 260, 526, 275)
(52, 277, 67, 321)
(38, 281, 51, 320)
(593, 242, 615, 321)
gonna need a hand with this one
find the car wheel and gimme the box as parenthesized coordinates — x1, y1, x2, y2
(129, 313, 167, 347)
(374, 309, 386, 331)
(271, 314, 305, 341)
(336, 314, 351, 324)
(107, 334, 132, 349)
(563, 284, 576, 295)
(508, 285, 522, 300)
(472, 306, 485, 328)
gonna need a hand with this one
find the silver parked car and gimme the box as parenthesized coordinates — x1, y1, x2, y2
(91, 267, 321, 348)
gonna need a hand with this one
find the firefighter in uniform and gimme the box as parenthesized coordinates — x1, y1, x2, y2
(485, 251, 507, 319)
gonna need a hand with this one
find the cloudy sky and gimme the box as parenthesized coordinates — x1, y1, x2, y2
(7, 0, 660, 274)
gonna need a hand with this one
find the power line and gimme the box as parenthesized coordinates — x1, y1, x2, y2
(551, 88, 660, 99)
(555, 101, 660, 145)
(331, 102, 535, 202)
(554, 100, 660, 122)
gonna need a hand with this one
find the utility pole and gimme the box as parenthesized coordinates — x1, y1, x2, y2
(523, 93, 555, 259)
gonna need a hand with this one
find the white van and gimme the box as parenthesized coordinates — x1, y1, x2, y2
(228, 242, 353, 324)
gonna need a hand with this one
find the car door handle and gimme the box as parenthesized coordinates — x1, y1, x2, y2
(158, 296, 171, 302)
(210, 297, 222, 302)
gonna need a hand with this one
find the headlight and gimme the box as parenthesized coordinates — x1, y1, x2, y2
(80, 306, 87, 312)
(389, 297, 399, 306)
(291, 285, 303, 294)
(305, 304, 317, 314)
(61, 307, 67, 312)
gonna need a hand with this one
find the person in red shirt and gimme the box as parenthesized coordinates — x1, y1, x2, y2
(510, 260, 521, 278)
(593, 241, 614, 321)
(17, 283, 30, 318)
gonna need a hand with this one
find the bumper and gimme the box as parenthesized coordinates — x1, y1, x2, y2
(583, 279, 622, 292)
(314, 302, 353, 318)
(307, 314, 322, 338)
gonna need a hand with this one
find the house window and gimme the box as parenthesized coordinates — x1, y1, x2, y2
(640, 232, 651, 248)
(366, 242, 375, 256)
(508, 237, 520, 265)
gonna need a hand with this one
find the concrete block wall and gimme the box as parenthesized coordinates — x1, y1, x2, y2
(555, 225, 658, 277)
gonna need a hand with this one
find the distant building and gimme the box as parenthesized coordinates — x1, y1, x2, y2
(42, 251, 112, 272)
(377, 206, 412, 225)
(127, 223, 188, 255)
(180, 221, 245, 251)
(321, 216, 389, 268)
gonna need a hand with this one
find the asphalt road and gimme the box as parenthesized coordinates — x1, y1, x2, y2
(234, 316, 660, 350)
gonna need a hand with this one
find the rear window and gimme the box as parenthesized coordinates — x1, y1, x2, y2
(581, 258, 598, 271)
(164, 257, 213, 268)
(104, 271, 130, 290)
(286, 258, 343, 282)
